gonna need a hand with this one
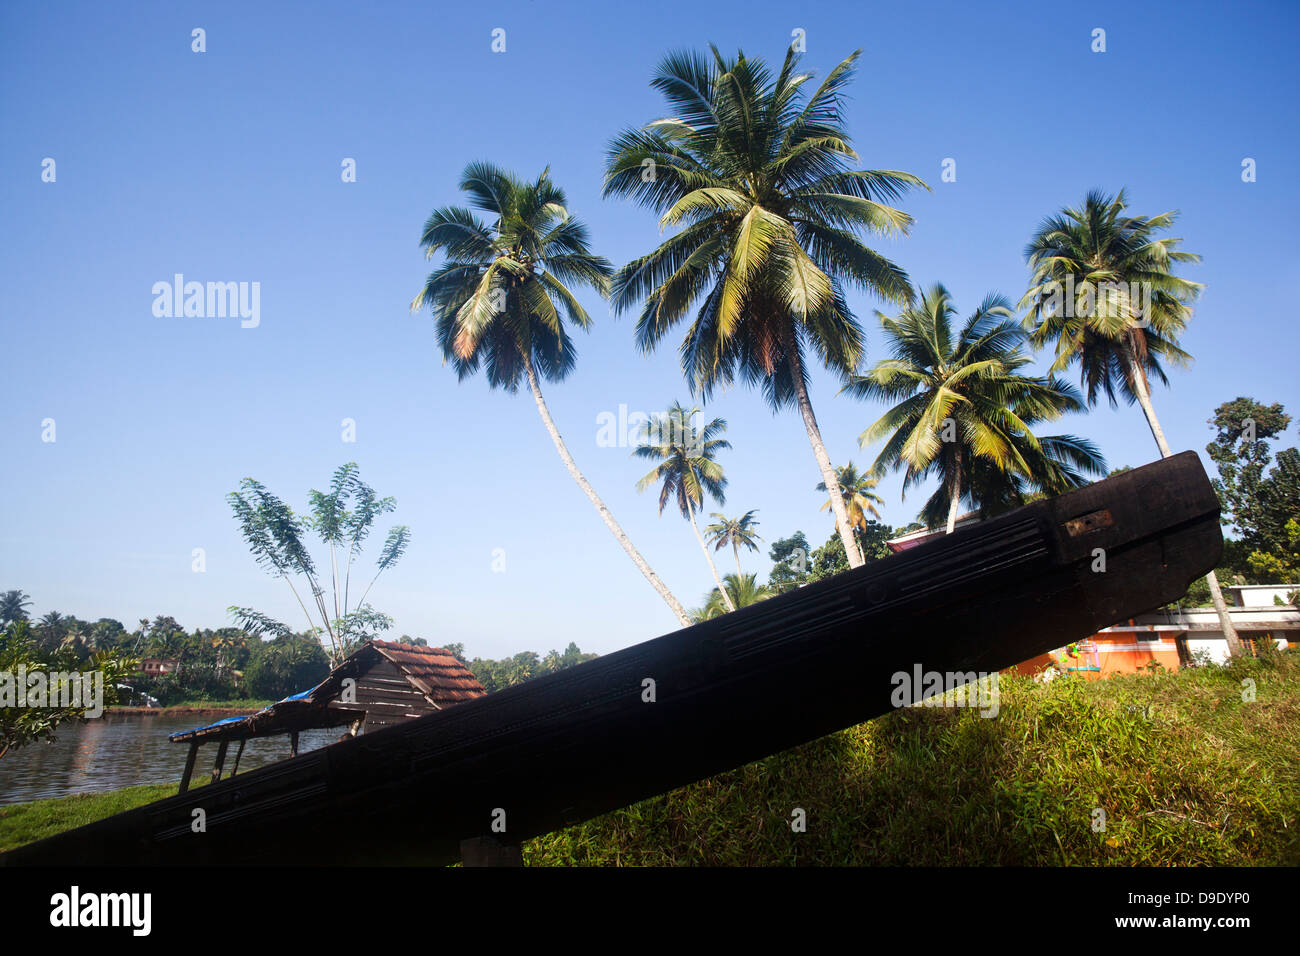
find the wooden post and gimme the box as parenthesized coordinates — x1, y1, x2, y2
(289, 731, 299, 758)
(230, 738, 247, 777)
(179, 741, 199, 794)
(460, 835, 523, 867)
(210, 739, 230, 784)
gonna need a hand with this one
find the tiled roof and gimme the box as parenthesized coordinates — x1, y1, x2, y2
(370, 639, 486, 708)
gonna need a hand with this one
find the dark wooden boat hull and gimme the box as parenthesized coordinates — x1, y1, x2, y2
(2, 452, 1223, 865)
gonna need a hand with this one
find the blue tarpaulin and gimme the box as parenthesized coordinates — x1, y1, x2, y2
(167, 685, 322, 740)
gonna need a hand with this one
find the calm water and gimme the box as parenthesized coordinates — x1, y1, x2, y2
(0, 713, 339, 805)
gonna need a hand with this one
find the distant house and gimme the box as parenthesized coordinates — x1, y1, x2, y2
(137, 658, 181, 677)
(1009, 584, 1298, 679)
(168, 639, 486, 792)
(884, 515, 979, 553)
(882, 523, 1298, 678)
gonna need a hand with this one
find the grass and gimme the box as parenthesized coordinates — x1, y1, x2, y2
(523, 650, 1300, 865)
(108, 699, 273, 711)
(4, 653, 1296, 864)
(0, 778, 211, 853)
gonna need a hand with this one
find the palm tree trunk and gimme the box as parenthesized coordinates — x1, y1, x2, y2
(689, 503, 736, 612)
(786, 343, 864, 568)
(1126, 350, 1243, 658)
(524, 357, 692, 628)
(946, 445, 963, 534)
(733, 541, 742, 577)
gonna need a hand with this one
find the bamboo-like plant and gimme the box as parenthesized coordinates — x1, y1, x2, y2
(228, 463, 410, 665)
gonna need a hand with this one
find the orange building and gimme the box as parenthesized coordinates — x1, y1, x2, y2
(1008, 586, 1297, 679)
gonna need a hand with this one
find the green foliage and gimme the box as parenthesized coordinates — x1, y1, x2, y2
(633, 402, 729, 517)
(0, 621, 134, 760)
(705, 510, 763, 575)
(766, 531, 812, 593)
(691, 573, 773, 620)
(412, 160, 614, 392)
(849, 283, 1105, 529)
(809, 531, 851, 582)
(1246, 519, 1300, 585)
(797, 521, 897, 586)
(468, 642, 597, 693)
(242, 635, 332, 701)
(0, 590, 32, 625)
(605, 46, 925, 408)
(524, 655, 1300, 865)
(228, 463, 408, 664)
(1021, 188, 1200, 406)
(1206, 397, 1295, 551)
(815, 463, 883, 532)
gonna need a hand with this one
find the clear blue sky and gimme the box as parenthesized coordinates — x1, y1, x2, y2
(2, 0, 1297, 658)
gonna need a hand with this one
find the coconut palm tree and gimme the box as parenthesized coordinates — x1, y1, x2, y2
(692, 572, 774, 621)
(1020, 189, 1241, 656)
(60, 627, 89, 659)
(815, 462, 884, 562)
(914, 421, 1106, 529)
(847, 284, 1095, 534)
(37, 611, 65, 649)
(604, 46, 926, 571)
(0, 590, 32, 625)
(634, 402, 736, 612)
(705, 510, 763, 576)
(413, 161, 691, 628)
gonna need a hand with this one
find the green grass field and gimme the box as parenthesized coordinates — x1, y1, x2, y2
(0, 778, 212, 854)
(4, 652, 1296, 864)
(108, 700, 272, 712)
(523, 651, 1300, 865)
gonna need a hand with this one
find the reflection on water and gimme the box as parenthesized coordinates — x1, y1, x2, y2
(0, 714, 339, 805)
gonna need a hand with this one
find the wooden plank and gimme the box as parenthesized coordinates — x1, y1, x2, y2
(210, 739, 230, 785)
(230, 739, 247, 777)
(349, 701, 435, 714)
(178, 741, 199, 794)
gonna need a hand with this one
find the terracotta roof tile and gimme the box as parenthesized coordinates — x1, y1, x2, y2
(370, 639, 486, 708)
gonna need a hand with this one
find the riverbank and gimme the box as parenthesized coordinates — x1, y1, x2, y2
(0, 780, 211, 852)
(106, 701, 272, 717)
(107, 702, 267, 717)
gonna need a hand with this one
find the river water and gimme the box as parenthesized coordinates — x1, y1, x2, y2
(0, 713, 338, 805)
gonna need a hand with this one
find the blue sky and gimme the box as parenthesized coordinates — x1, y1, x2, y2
(2, 0, 1297, 658)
